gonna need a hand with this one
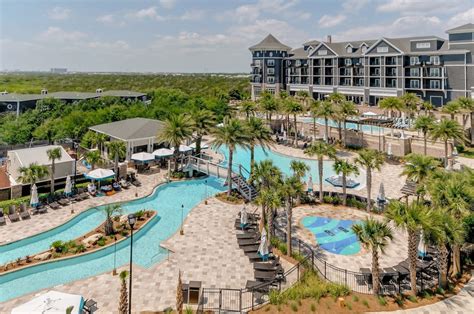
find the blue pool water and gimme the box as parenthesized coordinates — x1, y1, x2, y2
(301, 117, 385, 134)
(0, 178, 226, 302)
(218, 146, 365, 188)
(301, 216, 361, 255)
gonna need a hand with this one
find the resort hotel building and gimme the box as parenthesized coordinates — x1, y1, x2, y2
(249, 23, 474, 107)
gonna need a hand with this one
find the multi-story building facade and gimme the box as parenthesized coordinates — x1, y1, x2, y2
(250, 23, 474, 107)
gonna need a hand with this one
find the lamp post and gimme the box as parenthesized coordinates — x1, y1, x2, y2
(127, 214, 136, 314)
(180, 204, 184, 235)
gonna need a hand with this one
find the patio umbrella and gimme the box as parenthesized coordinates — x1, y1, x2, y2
(11, 291, 84, 314)
(30, 184, 39, 207)
(258, 229, 269, 260)
(282, 131, 287, 141)
(64, 176, 72, 196)
(418, 231, 427, 258)
(189, 142, 209, 150)
(178, 144, 192, 153)
(387, 143, 393, 157)
(280, 123, 284, 133)
(131, 152, 155, 163)
(84, 168, 115, 181)
(152, 148, 174, 158)
(307, 175, 313, 193)
(240, 206, 248, 228)
(362, 111, 378, 117)
(377, 182, 386, 202)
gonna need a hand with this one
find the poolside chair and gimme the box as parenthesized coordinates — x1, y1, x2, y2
(242, 244, 261, 253)
(49, 202, 61, 210)
(254, 270, 277, 282)
(0, 211, 6, 225)
(236, 230, 260, 239)
(238, 235, 261, 246)
(130, 173, 141, 187)
(8, 205, 20, 222)
(19, 203, 31, 219)
(36, 204, 47, 214)
(120, 179, 131, 189)
(58, 198, 70, 206)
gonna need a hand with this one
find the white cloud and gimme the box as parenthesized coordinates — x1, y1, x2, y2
(88, 40, 129, 50)
(48, 7, 70, 20)
(159, 0, 176, 9)
(318, 14, 346, 28)
(127, 6, 167, 21)
(377, 0, 468, 14)
(38, 27, 87, 42)
(218, 0, 300, 23)
(447, 8, 474, 28)
(342, 0, 371, 11)
(97, 14, 114, 24)
(180, 10, 206, 21)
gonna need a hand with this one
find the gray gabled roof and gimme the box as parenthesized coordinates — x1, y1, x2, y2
(101, 90, 146, 97)
(49, 92, 100, 100)
(0, 93, 47, 102)
(303, 40, 320, 47)
(249, 34, 291, 51)
(9, 145, 73, 167)
(288, 47, 308, 59)
(89, 118, 165, 141)
(446, 23, 474, 34)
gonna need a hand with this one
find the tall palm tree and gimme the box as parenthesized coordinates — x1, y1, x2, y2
(190, 109, 215, 155)
(118, 270, 129, 314)
(18, 163, 49, 188)
(256, 187, 282, 236)
(281, 175, 303, 256)
(252, 159, 282, 191)
(385, 201, 432, 295)
(422, 101, 434, 116)
(402, 93, 422, 124)
(352, 218, 393, 295)
(430, 119, 464, 167)
(355, 149, 385, 211)
(46, 147, 62, 194)
(414, 115, 435, 155)
(327, 93, 347, 142)
(296, 90, 311, 110)
(107, 141, 126, 180)
(402, 153, 439, 186)
(309, 99, 321, 140)
(258, 91, 278, 123)
(456, 97, 474, 142)
(285, 97, 304, 147)
(441, 100, 461, 120)
(158, 114, 193, 172)
(101, 204, 122, 236)
(211, 119, 250, 196)
(94, 133, 108, 156)
(338, 101, 358, 146)
(240, 100, 257, 120)
(84, 150, 101, 170)
(316, 100, 336, 142)
(290, 160, 309, 180)
(378, 97, 403, 119)
(304, 142, 336, 202)
(246, 117, 274, 178)
(333, 159, 359, 206)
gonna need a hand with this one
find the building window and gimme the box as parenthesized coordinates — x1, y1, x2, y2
(376, 46, 389, 53)
(269, 52, 273, 57)
(430, 80, 440, 89)
(266, 88, 275, 94)
(346, 46, 352, 53)
(267, 77, 275, 84)
(410, 56, 420, 65)
(430, 56, 440, 65)
(356, 78, 364, 86)
(361, 45, 367, 54)
(410, 68, 420, 76)
(416, 42, 431, 49)
(267, 68, 275, 75)
(374, 79, 380, 87)
(295, 60, 301, 67)
(344, 78, 351, 86)
(345, 58, 352, 66)
(429, 68, 440, 77)
(267, 59, 275, 66)
(387, 79, 396, 88)
(256, 52, 260, 57)
(410, 80, 420, 89)
(373, 68, 380, 76)
(318, 49, 327, 56)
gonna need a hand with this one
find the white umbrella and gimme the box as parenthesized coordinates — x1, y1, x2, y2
(307, 175, 313, 192)
(258, 229, 269, 258)
(152, 148, 174, 157)
(11, 291, 84, 314)
(178, 144, 192, 153)
(377, 182, 386, 202)
(131, 152, 155, 162)
(301, 126, 305, 137)
(240, 206, 248, 227)
(189, 142, 209, 150)
(84, 168, 115, 181)
(362, 111, 378, 117)
(280, 123, 284, 133)
(387, 143, 393, 156)
(30, 184, 39, 207)
(64, 176, 72, 196)
(418, 231, 427, 258)
(282, 131, 287, 141)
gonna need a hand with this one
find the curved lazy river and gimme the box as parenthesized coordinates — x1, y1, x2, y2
(0, 177, 225, 302)
(218, 146, 365, 188)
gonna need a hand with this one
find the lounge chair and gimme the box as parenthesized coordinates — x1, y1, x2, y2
(254, 270, 277, 282)
(49, 202, 61, 210)
(248, 252, 275, 262)
(19, 203, 31, 219)
(79, 192, 90, 200)
(8, 205, 20, 222)
(120, 179, 131, 189)
(238, 236, 261, 246)
(0, 211, 6, 225)
(130, 173, 142, 187)
(242, 244, 260, 253)
(36, 204, 47, 214)
(58, 198, 70, 206)
(236, 231, 259, 239)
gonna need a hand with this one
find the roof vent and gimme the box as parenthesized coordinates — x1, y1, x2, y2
(327, 35, 332, 43)
(41, 89, 48, 95)
(96, 88, 103, 94)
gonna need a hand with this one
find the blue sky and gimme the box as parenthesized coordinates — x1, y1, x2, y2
(1, 0, 473, 73)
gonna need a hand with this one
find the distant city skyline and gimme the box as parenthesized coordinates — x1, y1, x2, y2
(1, 0, 473, 73)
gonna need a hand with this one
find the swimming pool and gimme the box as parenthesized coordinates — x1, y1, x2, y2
(218, 146, 365, 189)
(0, 177, 226, 302)
(301, 216, 361, 255)
(301, 117, 385, 135)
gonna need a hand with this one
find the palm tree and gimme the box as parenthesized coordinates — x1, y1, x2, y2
(333, 159, 359, 206)
(18, 163, 49, 188)
(355, 149, 385, 211)
(211, 119, 250, 196)
(378, 97, 403, 119)
(414, 115, 435, 155)
(402, 93, 422, 124)
(285, 97, 304, 146)
(290, 160, 309, 180)
(258, 91, 278, 123)
(304, 142, 336, 202)
(456, 97, 474, 140)
(327, 93, 347, 142)
(281, 175, 303, 256)
(385, 201, 432, 295)
(256, 187, 282, 236)
(430, 119, 464, 167)
(338, 101, 358, 146)
(94, 132, 108, 156)
(190, 109, 215, 155)
(352, 218, 393, 295)
(422, 101, 434, 116)
(316, 100, 336, 142)
(402, 153, 439, 185)
(309, 100, 321, 140)
(46, 147, 62, 194)
(84, 150, 101, 170)
(158, 114, 193, 172)
(107, 141, 126, 180)
(252, 159, 282, 191)
(246, 117, 274, 178)
(176, 270, 184, 314)
(101, 204, 122, 236)
(240, 100, 257, 120)
(296, 90, 311, 110)
(118, 270, 129, 314)
(442, 100, 461, 120)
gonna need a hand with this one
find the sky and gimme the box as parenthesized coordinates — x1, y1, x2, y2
(0, 0, 473, 73)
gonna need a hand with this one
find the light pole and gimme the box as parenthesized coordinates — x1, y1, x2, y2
(127, 214, 136, 314)
(180, 204, 184, 235)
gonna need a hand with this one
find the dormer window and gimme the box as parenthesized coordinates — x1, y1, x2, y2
(360, 44, 368, 54)
(377, 46, 389, 53)
(416, 42, 431, 49)
(346, 46, 352, 54)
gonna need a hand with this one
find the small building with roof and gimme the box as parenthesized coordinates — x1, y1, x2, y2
(89, 118, 165, 160)
(48, 91, 100, 103)
(100, 90, 147, 102)
(6, 145, 74, 184)
(0, 93, 47, 115)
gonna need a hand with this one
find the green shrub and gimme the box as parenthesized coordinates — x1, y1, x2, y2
(135, 210, 145, 220)
(290, 302, 298, 312)
(269, 290, 284, 305)
(120, 230, 129, 237)
(377, 296, 387, 306)
(435, 287, 445, 295)
(407, 295, 417, 303)
(323, 195, 333, 204)
(362, 299, 369, 308)
(171, 171, 186, 179)
(394, 295, 404, 307)
(74, 244, 86, 253)
(421, 290, 433, 299)
(352, 295, 359, 302)
(346, 302, 352, 310)
(97, 237, 106, 246)
(184, 306, 193, 314)
(51, 240, 66, 253)
(310, 303, 316, 312)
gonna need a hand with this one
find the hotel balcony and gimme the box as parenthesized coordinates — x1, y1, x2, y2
(250, 61, 262, 68)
